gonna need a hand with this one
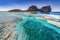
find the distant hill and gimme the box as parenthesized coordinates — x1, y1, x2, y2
(8, 5, 51, 13)
(8, 9, 23, 12)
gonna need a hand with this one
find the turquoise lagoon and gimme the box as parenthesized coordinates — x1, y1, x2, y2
(0, 12, 60, 40)
(14, 17, 60, 40)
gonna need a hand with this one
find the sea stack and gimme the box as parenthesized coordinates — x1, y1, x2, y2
(40, 6, 51, 13)
(26, 5, 51, 13)
(27, 5, 39, 11)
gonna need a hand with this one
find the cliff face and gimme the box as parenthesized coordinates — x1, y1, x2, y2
(27, 5, 51, 12)
(40, 6, 51, 12)
(27, 5, 39, 11)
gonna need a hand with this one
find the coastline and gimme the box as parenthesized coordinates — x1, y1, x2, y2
(0, 16, 22, 40)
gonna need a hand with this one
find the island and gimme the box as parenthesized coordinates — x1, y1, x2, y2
(8, 9, 23, 12)
(8, 5, 51, 13)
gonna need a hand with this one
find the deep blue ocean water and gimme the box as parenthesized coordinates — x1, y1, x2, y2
(50, 12, 60, 15)
(34, 12, 60, 15)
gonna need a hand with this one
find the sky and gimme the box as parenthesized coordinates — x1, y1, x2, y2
(0, 0, 60, 12)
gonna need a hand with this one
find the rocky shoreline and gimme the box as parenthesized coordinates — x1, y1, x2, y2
(0, 16, 22, 40)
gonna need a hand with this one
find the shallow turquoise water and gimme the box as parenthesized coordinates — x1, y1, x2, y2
(0, 12, 60, 40)
(14, 17, 60, 40)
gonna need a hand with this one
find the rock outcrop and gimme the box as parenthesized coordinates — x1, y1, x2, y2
(40, 6, 51, 12)
(26, 5, 51, 13)
(0, 16, 22, 40)
(27, 5, 39, 11)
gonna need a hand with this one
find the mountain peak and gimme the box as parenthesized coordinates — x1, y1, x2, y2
(27, 5, 39, 11)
